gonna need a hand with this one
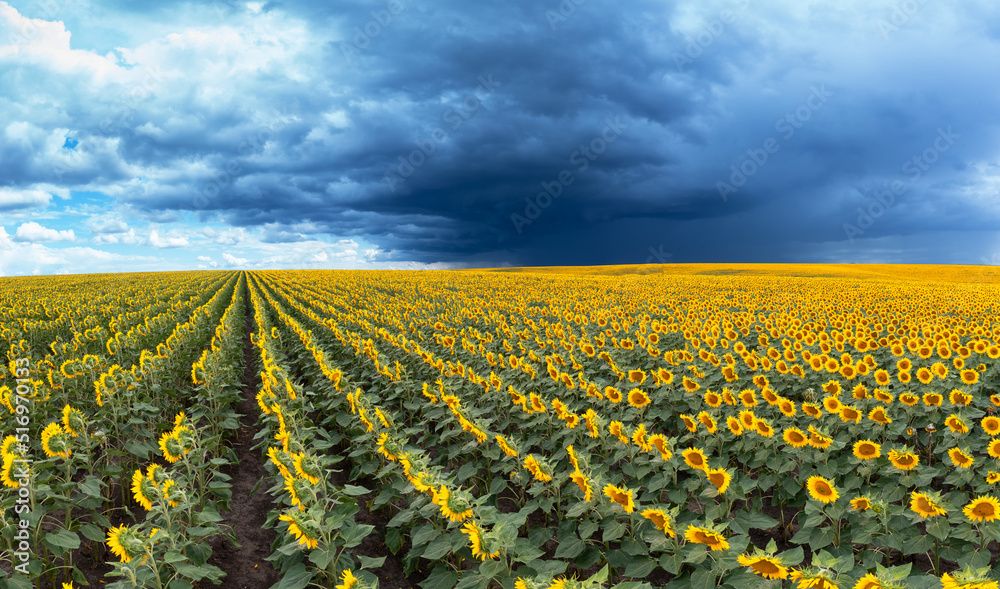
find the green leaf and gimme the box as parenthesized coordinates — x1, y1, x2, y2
(554, 536, 585, 559)
(603, 520, 627, 542)
(79, 523, 105, 542)
(270, 563, 314, 589)
(422, 535, 454, 560)
(44, 529, 80, 550)
(478, 559, 506, 579)
(624, 558, 656, 579)
(359, 555, 386, 569)
(342, 484, 370, 496)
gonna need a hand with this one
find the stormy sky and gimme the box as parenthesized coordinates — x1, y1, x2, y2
(1, 0, 999, 274)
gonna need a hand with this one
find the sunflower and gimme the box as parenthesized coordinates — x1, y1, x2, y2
(739, 409, 757, 429)
(939, 571, 998, 589)
(682, 447, 708, 471)
(680, 414, 698, 433)
(106, 525, 136, 562)
(641, 508, 676, 537)
(988, 472, 1000, 485)
(462, 520, 500, 560)
(604, 387, 622, 404)
(852, 384, 868, 399)
(948, 447, 974, 469)
(754, 418, 775, 438)
(2, 453, 23, 488)
(910, 491, 948, 519)
(802, 403, 822, 419)
(942, 415, 968, 435)
(823, 396, 842, 414)
(523, 455, 552, 483)
(608, 421, 629, 444)
(684, 525, 728, 551)
(807, 426, 832, 449)
(279, 511, 320, 549)
(806, 475, 839, 504)
(569, 470, 594, 502)
(159, 430, 183, 463)
(898, 371, 912, 384)
(628, 369, 646, 384)
(916, 367, 934, 384)
(783, 427, 809, 448)
(897, 358, 912, 372)
(41, 422, 71, 460)
(899, 392, 919, 406)
(726, 416, 744, 436)
(682, 376, 700, 393)
(950, 389, 972, 406)
(923, 392, 943, 407)
(1, 435, 18, 456)
(131, 469, 155, 511)
(838, 405, 861, 424)
(737, 553, 789, 580)
(989, 438, 1000, 459)
(964, 496, 1000, 523)
(704, 391, 722, 408)
(697, 411, 717, 433)
(648, 434, 672, 461)
(868, 406, 891, 425)
(705, 467, 731, 494)
(852, 440, 881, 461)
(602, 484, 635, 513)
(961, 370, 979, 385)
(850, 496, 872, 512)
(626, 389, 651, 409)
(887, 448, 919, 471)
(335, 569, 358, 589)
(739, 389, 757, 407)
(873, 369, 891, 385)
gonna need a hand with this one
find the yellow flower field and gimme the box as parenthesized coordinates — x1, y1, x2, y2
(0, 264, 998, 588)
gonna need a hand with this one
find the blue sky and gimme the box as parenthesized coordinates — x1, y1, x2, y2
(1, 0, 999, 275)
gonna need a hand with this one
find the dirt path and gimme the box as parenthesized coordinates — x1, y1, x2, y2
(210, 278, 280, 588)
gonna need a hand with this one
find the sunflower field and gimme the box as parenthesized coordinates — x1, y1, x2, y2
(1, 265, 999, 589)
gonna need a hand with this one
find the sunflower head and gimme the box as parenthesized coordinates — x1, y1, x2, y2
(964, 495, 1000, 523)
(736, 546, 789, 580)
(908, 490, 948, 519)
(805, 475, 839, 504)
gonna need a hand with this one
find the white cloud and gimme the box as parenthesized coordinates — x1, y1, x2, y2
(222, 252, 248, 266)
(147, 229, 189, 248)
(0, 187, 51, 210)
(197, 255, 218, 268)
(0, 227, 159, 276)
(93, 228, 139, 245)
(13, 221, 75, 242)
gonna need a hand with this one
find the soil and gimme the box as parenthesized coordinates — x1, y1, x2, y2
(207, 286, 280, 588)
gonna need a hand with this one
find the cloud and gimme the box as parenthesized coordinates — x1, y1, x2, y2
(147, 229, 189, 248)
(222, 252, 248, 266)
(0, 0, 998, 270)
(13, 222, 76, 242)
(0, 188, 51, 211)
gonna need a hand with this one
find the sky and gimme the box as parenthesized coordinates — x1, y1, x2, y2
(1, 0, 999, 275)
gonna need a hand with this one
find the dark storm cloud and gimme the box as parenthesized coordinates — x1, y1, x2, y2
(6, 0, 1000, 267)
